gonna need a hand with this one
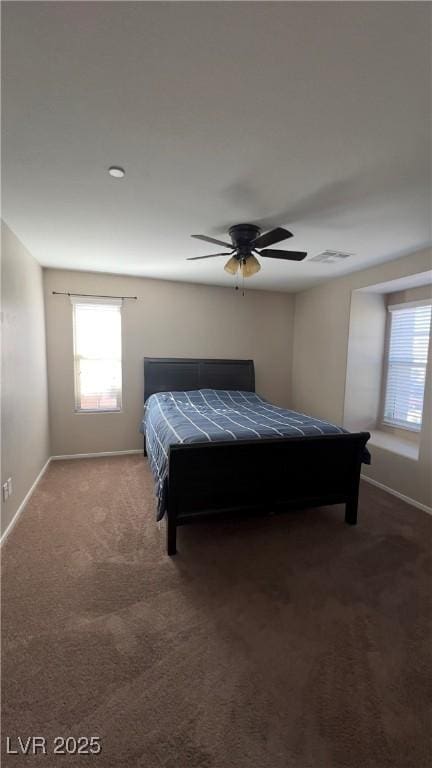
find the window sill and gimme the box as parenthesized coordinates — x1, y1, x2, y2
(368, 430, 419, 461)
(74, 409, 122, 415)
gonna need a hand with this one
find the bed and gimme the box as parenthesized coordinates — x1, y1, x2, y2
(141, 357, 370, 555)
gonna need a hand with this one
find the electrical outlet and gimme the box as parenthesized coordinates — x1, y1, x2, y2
(2, 482, 9, 501)
(7, 477, 13, 496)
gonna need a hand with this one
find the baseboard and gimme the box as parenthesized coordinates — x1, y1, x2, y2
(1, 457, 51, 546)
(361, 474, 432, 516)
(51, 449, 143, 460)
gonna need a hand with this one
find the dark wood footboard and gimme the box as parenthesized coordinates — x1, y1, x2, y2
(165, 432, 370, 555)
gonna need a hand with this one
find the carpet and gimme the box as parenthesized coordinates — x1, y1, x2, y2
(1, 456, 431, 767)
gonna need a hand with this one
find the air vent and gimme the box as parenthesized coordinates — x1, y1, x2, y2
(310, 250, 354, 264)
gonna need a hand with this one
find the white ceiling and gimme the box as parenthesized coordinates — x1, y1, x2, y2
(2, 1, 431, 292)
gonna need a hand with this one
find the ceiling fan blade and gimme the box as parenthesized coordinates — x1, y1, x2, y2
(252, 227, 293, 249)
(187, 252, 234, 261)
(258, 249, 307, 261)
(191, 234, 233, 248)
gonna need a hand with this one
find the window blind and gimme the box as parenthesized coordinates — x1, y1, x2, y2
(72, 298, 122, 412)
(383, 302, 431, 430)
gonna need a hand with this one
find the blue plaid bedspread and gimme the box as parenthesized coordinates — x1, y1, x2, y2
(140, 389, 370, 520)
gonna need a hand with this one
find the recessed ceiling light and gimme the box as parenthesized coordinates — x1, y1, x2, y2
(108, 166, 125, 178)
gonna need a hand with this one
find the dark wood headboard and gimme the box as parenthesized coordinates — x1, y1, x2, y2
(144, 358, 255, 401)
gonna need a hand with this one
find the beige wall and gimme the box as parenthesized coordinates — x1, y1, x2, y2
(1, 222, 50, 535)
(386, 284, 432, 306)
(292, 247, 432, 508)
(344, 291, 386, 432)
(43, 269, 294, 456)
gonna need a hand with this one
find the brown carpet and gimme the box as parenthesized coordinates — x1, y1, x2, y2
(1, 456, 431, 768)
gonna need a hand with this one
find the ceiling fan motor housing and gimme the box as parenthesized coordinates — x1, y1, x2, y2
(229, 223, 261, 258)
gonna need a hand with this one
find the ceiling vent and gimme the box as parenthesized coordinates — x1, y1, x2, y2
(310, 250, 354, 264)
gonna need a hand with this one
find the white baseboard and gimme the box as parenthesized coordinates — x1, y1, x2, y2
(51, 449, 143, 460)
(361, 474, 432, 516)
(1, 457, 51, 546)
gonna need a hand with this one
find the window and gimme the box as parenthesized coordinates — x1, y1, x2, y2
(383, 301, 431, 431)
(72, 298, 122, 412)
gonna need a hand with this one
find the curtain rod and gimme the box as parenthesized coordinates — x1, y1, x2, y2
(52, 291, 138, 300)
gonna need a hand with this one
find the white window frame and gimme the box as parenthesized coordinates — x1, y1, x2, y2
(381, 299, 431, 433)
(71, 297, 123, 414)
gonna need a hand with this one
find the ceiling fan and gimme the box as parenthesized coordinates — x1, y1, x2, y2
(187, 223, 307, 278)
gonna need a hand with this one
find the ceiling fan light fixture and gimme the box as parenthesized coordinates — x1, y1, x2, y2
(224, 256, 239, 275)
(241, 254, 261, 278)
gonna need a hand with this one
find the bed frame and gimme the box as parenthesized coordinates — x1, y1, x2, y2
(143, 357, 370, 556)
